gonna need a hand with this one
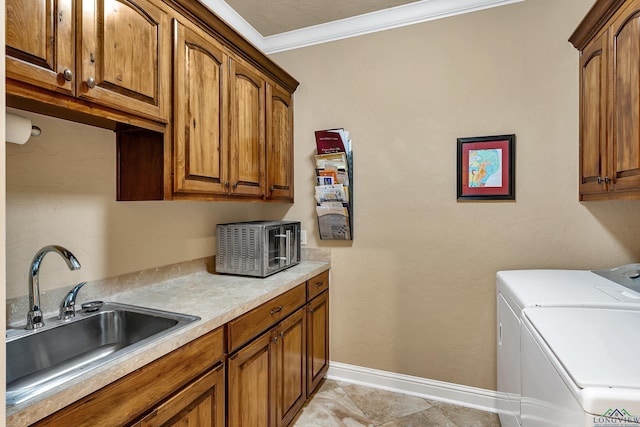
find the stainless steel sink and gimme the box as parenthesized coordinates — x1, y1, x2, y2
(6, 302, 199, 407)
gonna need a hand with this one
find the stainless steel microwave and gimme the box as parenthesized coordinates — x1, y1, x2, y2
(215, 220, 301, 277)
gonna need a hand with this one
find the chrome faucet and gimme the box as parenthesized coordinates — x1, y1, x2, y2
(59, 282, 87, 320)
(27, 245, 82, 329)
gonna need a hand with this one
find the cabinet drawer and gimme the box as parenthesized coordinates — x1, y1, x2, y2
(307, 271, 329, 301)
(228, 284, 305, 352)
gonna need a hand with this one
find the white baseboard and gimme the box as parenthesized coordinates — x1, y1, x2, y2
(327, 361, 501, 414)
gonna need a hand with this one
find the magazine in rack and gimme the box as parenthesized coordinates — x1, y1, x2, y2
(314, 129, 353, 240)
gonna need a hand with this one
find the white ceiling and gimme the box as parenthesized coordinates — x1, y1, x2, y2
(200, 0, 525, 53)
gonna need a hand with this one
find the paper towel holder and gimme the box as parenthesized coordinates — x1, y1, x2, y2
(5, 112, 42, 144)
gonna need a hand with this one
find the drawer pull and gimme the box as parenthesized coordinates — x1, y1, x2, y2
(315, 282, 324, 287)
(270, 305, 283, 315)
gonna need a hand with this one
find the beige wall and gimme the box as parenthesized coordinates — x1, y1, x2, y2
(272, 0, 640, 390)
(5, 0, 640, 394)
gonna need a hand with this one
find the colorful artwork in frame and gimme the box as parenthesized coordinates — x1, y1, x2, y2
(457, 134, 515, 201)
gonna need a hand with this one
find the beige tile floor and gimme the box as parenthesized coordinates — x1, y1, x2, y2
(292, 380, 502, 427)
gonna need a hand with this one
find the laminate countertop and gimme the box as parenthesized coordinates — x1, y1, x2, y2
(6, 258, 330, 426)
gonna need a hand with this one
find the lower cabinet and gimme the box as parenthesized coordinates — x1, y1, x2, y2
(307, 290, 329, 396)
(227, 271, 330, 427)
(227, 307, 307, 427)
(134, 364, 225, 427)
(228, 331, 274, 427)
(31, 328, 225, 427)
(275, 308, 307, 427)
(28, 271, 330, 427)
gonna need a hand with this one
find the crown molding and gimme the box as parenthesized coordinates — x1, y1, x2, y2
(199, 0, 266, 49)
(201, 0, 525, 54)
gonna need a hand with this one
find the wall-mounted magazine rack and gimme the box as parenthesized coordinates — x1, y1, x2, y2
(314, 129, 353, 240)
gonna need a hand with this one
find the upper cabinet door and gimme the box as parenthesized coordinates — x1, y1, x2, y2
(266, 83, 294, 202)
(78, 0, 169, 121)
(229, 59, 266, 197)
(173, 20, 229, 196)
(6, 0, 75, 95)
(610, 1, 640, 192)
(579, 30, 609, 196)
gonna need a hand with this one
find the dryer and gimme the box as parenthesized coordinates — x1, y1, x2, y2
(497, 266, 640, 427)
(521, 306, 640, 426)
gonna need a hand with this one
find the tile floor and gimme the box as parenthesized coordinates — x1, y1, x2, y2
(292, 379, 501, 427)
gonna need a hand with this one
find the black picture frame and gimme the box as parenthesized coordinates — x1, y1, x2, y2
(457, 134, 516, 201)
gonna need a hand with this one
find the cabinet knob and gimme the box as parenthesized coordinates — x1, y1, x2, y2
(315, 281, 323, 287)
(86, 77, 96, 89)
(62, 68, 73, 82)
(598, 177, 603, 185)
(270, 185, 274, 194)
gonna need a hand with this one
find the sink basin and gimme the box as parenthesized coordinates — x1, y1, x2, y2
(6, 302, 199, 407)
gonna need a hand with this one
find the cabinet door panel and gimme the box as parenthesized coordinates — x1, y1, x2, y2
(275, 308, 306, 427)
(579, 31, 608, 196)
(137, 364, 225, 427)
(611, 4, 640, 191)
(79, 0, 168, 120)
(6, 0, 74, 95)
(266, 83, 294, 201)
(307, 292, 329, 396)
(228, 332, 275, 427)
(229, 59, 266, 197)
(173, 20, 228, 195)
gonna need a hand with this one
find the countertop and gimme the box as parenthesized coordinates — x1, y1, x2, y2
(6, 258, 330, 426)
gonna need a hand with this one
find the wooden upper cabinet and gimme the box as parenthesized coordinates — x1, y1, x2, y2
(7, 0, 299, 202)
(267, 83, 295, 202)
(78, 0, 170, 121)
(229, 58, 266, 197)
(579, 31, 609, 196)
(173, 19, 228, 195)
(610, 2, 640, 192)
(6, 0, 75, 95)
(571, 0, 640, 200)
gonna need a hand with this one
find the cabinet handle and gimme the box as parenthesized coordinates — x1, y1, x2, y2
(63, 68, 73, 82)
(224, 181, 230, 189)
(605, 176, 610, 184)
(233, 182, 238, 190)
(270, 185, 274, 194)
(309, 308, 314, 314)
(86, 77, 96, 89)
(315, 281, 324, 287)
(270, 305, 283, 315)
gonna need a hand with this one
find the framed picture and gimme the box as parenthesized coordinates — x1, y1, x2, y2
(457, 134, 515, 201)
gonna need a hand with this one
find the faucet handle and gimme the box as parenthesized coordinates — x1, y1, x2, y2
(59, 282, 88, 320)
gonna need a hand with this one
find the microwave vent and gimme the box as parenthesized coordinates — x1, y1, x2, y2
(217, 226, 259, 275)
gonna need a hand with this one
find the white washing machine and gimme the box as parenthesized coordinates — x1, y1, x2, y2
(521, 306, 640, 426)
(497, 265, 640, 427)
